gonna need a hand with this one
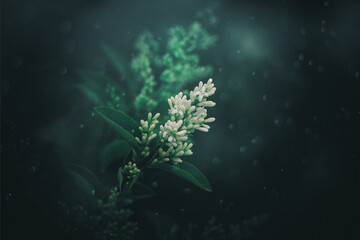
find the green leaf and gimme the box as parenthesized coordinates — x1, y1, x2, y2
(180, 161, 212, 191)
(66, 169, 94, 195)
(77, 69, 112, 85)
(95, 106, 139, 134)
(65, 164, 99, 197)
(94, 106, 140, 151)
(100, 43, 128, 80)
(150, 161, 213, 192)
(101, 139, 132, 172)
(100, 44, 136, 98)
(117, 167, 123, 192)
(75, 83, 103, 105)
(76, 69, 114, 104)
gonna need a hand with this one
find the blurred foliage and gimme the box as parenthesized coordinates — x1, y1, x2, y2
(58, 188, 139, 240)
(145, 212, 269, 240)
(77, 21, 217, 116)
(195, 4, 220, 27)
(132, 23, 217, 115)
(76, 69, 128, 110)
(201, 214, 269, 240)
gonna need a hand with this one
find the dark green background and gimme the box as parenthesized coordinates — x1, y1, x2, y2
(2, 0, 360, 239)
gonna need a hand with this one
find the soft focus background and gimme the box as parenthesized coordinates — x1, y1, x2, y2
(2, 0, 360, 239)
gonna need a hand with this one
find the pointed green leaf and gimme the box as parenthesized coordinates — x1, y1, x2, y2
(150, 161, 212, 192)
(76, 69, 116, 105)
(95, 106, 140, 151)
(65, 164, 100, 198)
(75, 83, 103, 105)
(180, 161, 212, 191)
(77, 69, 113, 85)
(95, 106, 139, 134)
(117, 167, 123, 192)
(65, 164, 100, 189)
(100, 44, 136, 98)
(101, 43, 128, 80)
(66, 169, 94, 196)
(101, 139, 132, 172)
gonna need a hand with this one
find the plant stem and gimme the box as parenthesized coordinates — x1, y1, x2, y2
(128, 175, 139, 191)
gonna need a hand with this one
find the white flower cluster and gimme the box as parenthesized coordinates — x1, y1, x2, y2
(153, 78, 216, 164)
(135, 112, 160, 158)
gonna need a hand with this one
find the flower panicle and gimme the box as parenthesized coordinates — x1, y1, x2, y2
(135, 112, 160, 158)
(156, 78, 216, 164)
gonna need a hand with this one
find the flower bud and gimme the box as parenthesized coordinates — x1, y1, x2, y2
(205, 117, 215, 123)
(198, 101, 216, 107)
(197, 127, 209, 132)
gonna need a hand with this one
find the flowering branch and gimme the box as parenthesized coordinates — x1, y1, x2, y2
(154, 78, 216, 164)
(96, 79, 216, 192)
(129, 78, 216, 169)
